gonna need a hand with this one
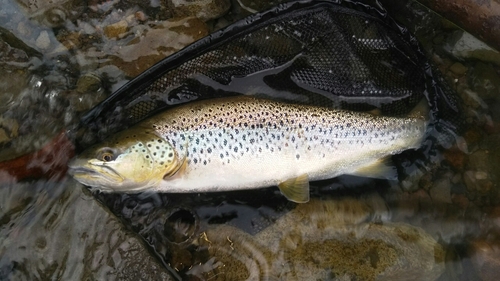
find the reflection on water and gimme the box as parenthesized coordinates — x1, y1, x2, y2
(1, 0, 500, 280)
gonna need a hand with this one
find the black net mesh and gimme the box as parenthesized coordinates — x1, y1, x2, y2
(79, 0, 462, 147)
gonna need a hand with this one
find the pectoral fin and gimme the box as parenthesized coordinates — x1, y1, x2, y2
(353, 157, 398, 180)
(278, 174, 310, 203)
(164, 155, 188, 179)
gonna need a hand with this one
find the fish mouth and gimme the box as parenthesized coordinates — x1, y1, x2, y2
(67, 166, 102, 176)
(68, 160, 124, 184)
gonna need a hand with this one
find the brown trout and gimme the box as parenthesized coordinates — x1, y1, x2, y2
(68, 96, 428, 203)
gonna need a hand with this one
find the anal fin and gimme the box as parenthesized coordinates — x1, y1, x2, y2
(278, 174, 310, 203)
(352, 157, 398, 180)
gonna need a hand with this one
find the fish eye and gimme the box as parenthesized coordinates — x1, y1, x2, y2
(102, 153, 113, 162)
(98, 149, 116, 162)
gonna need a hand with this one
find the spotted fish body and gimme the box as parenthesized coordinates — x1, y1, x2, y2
(69, 96, 427, 202)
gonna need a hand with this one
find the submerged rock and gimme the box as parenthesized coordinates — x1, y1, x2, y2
(194, 199, 445, 281)
(445, 31, 500, 66)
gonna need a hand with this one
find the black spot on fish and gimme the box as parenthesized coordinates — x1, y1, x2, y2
(296, 154, 300, 159)
(168, 153, 173, 158)
(207, 148, 212, 153)
(194, 158, 198, 164)
(203, 160, 207, 165)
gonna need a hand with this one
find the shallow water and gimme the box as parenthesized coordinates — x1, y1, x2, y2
(1, 0, 500, 280)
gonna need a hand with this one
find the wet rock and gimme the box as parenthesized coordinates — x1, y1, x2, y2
(194, 199, 445, 281)
(469, 239, 500, 281)
(448, 62, 467, 76)
(0, 180, 174, 280)
(446, 31, 500, 66)
(103, 20, 129, 39)
(166, 0, 231, 21)
(463, 127, 483, 150)
(0, 117, 18, 145)
(76, 72, 102, 93)
(451, 193, 469, 209)
(463, 170, 494, 194)
(442, 147, 466, 171)
(430, 177, 452, 204)
(0, 27, 42, 60)
(468, 150, 491, 172)
(35, 30, 50, 50)
(418, 172, 433, 191)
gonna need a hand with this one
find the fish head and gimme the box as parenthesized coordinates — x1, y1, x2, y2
(69, 126, 179, 191)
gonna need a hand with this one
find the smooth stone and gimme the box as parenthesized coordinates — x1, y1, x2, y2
(446, 31, 500, 66)
(430, 177, 452, 204)
(35, 30, 51, 50)
(448, 62, 467, 75)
